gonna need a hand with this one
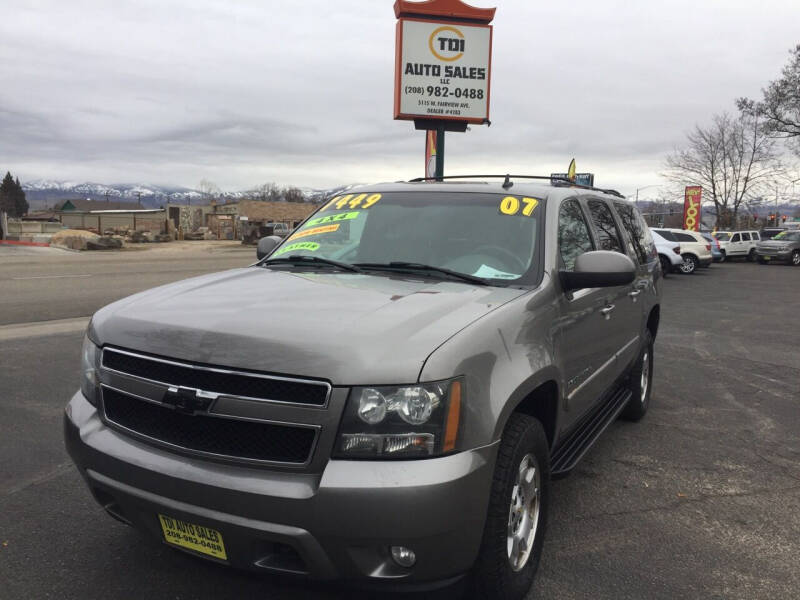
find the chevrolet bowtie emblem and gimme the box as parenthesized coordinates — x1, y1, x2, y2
(162, 386, 218, 415)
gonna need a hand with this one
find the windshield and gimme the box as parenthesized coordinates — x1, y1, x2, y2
(714, 232, 732, 241)
(773, 231, 800, 241)
(264, 191, 541, 282)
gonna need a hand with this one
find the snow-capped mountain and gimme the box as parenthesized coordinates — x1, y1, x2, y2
(22, 180, 207, 209)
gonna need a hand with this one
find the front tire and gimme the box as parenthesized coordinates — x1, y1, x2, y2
(471, 414, 550, 600)
(791, 250, 800, 266)
(621, 330, 654, 421)
(719, 250, 726, 263)
(747, 248, 756, 262)
(679, 254, 697, 274)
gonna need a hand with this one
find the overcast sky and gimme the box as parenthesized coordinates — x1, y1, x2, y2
(1, 0, 798, 198)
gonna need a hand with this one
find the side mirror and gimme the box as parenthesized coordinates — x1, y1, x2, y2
(560, 250, 636, 291)
(256, 235, 283, 260)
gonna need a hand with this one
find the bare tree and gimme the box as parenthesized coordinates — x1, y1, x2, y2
(738, 44, 800, 155)
(284, 187, 306, 203)
(198, 179, 221, 203)
(250, 182, 282, 202)
(664, 111, 783, 228)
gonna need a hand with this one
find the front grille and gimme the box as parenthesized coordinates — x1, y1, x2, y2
(102, 387, 316, 464)
(102, 348, 329, 406)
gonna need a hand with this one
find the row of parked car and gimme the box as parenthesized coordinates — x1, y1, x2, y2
(650, 226, 800, 274)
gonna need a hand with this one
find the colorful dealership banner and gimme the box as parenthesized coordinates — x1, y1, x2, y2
(425, 129, 438, 178)
(683, 186, 702, 231)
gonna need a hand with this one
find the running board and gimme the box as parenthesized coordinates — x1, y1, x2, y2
(551, 387, 633, 477)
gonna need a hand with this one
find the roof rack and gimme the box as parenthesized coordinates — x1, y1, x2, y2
(406, 174, 625, 198)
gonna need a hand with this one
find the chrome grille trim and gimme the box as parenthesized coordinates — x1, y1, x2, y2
(101, 346, 332, 409)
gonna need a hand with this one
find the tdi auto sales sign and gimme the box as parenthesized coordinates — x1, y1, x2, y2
(394, 18, 492, 123)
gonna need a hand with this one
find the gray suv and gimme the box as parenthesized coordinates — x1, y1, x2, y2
(65, 178, 662, 599)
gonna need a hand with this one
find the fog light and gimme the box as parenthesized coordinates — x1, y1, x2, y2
(390, 545, 416, 567)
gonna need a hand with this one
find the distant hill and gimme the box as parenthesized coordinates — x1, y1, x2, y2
(22, 180, 361, 210)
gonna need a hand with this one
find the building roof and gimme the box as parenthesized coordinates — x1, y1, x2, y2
(57, 198, 144, 212)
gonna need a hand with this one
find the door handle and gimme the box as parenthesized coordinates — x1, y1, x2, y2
(600, 305, 615, 320)
(628, 289, 642, 302)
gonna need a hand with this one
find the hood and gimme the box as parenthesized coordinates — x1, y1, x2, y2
(92, 266, 527, 385)
(758, 240, 794, 249)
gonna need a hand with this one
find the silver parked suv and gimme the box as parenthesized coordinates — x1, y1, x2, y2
(65, 176, 662, 599)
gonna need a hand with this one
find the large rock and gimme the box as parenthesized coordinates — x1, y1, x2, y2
(50, 229, 100, 251)
(86, 236, 123, 250)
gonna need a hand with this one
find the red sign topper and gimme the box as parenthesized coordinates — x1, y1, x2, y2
(394, 0, 495, 125)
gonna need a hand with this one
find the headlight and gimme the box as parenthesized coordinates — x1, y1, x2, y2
(81, 335, 101, 406)
(334, 379, 462, 459)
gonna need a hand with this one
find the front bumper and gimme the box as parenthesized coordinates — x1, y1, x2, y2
(64, 391, 497, 586)
(756, 248, 792, 261)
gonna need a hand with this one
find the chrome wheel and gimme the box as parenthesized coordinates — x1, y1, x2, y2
(640, 349, 650, 403)
(679, 255, 696, 274)
(792, 251, 800, 266)
(507, 453, 541, 572)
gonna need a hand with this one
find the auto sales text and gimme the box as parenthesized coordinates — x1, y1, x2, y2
(404, 63, 486, 80)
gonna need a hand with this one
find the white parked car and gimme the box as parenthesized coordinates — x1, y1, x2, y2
(651, 228, 713, 274)
(649, 228, 683, 276)
(712, 230, 761, 261)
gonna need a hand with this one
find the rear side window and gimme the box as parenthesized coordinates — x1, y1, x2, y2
(587, 200, 624, 253)
(673, 232, 696, 242)
(741, 232, 751, 241)
(558, 199, 594, 271)
(751, 232, 759, 240)
(653, 229, 676, 242)
(614, 202, 651, 264)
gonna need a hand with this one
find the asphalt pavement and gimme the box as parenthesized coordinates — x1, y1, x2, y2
(0, 242, 255, 325)
(1, 254, 798, 599)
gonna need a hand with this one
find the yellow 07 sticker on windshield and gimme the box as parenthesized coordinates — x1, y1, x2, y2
(499, 196, 539, 217)
(320, 193, 381, 211)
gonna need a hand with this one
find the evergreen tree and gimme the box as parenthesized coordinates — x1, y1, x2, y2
(13, 177, 28, 216)
(0, 172, 15, 215)
(0, 172, 29, 217)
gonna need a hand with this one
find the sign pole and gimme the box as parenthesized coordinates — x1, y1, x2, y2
(435, 126, 445, 180)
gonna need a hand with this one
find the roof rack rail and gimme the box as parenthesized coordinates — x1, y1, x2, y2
(406, 174, 625, 198)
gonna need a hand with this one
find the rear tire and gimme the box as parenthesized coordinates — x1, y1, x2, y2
(679, 254, 697, 274)
(471, 414, 550, 600)
(659, 255, 670, 277)
(719, 250, 726, 263)
(621, 330, 654, 422)
(791, 250, 800, 266)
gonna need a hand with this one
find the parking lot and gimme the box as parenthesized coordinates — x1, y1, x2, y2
(1, 251, 798, 599)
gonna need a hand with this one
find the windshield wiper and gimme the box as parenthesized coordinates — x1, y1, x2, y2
(354, 262, 490, 285)
(263, 255, 364, 273)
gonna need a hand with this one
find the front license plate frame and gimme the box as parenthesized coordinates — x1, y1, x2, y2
(158, 514, 228, 560)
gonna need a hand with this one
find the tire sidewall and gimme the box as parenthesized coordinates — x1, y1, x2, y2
(621, 331, 654, 421)
(680, 254, 697, 274)
(659, 255, 670, 277)
(473, 415, 550, 600)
